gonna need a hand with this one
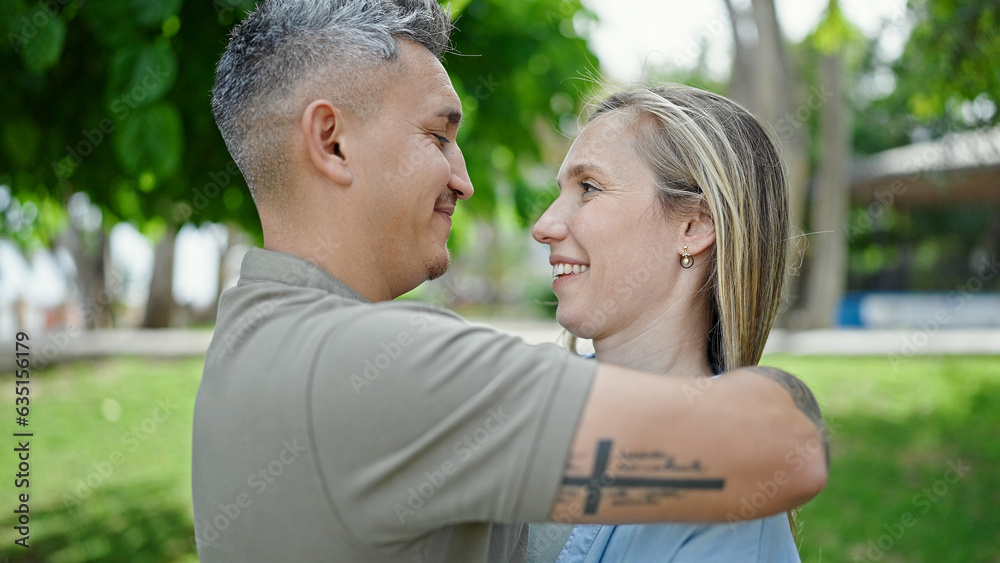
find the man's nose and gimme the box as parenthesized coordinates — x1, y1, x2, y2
(448, 145, 474, 200)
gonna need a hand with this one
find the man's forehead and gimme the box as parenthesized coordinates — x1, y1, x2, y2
(420, 68, 463, 125)
(392, 40, 463, 124)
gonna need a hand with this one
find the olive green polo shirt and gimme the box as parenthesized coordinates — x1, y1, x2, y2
(192, 248, 596, 562)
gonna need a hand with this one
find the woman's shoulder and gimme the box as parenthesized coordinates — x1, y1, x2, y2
(679, 514, 800, 562)
(554, 514, 799, 562)
(556, 523, 705, 562)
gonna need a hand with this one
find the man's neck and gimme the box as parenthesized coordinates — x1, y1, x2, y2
(262, 218, 401, 302)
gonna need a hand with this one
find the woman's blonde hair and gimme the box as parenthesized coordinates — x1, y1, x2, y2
(582, 83, 795, 539)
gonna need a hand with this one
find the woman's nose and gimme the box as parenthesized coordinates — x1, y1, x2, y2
(531, 197, 568, 244)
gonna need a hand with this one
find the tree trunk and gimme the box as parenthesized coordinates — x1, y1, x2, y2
(723, 0, 754, 108)
(799, 54, 849, 328)
(142, 226, 177, 328)
(725, 0, 811, 325)
(204, 222, 241, 323)
(62, 223, 113, 329)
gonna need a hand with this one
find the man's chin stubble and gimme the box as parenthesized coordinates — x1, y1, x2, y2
(426, 251, 451, 281)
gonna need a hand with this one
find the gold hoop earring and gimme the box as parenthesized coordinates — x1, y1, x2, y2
(680, 245, 693, 269)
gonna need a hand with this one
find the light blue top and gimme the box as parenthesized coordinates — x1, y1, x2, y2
(554, 513, 800, 563)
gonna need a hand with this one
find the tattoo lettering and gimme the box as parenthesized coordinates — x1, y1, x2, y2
(616, 450, 702, 473)
(562, 439, 725, 515)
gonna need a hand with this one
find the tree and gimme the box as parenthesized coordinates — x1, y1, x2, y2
(894, 0, 1000, 133)
(722, 0, 812, 324)
(1, 0, 260, 326)
(846, 0, 1000, 295)
(1, 0, 600, 322)
(796, 0, 864, 328)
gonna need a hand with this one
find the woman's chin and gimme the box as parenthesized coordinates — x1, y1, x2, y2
(556, 308, 598, 340)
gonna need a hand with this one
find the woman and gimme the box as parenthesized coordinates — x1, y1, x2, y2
(530, 84, 798, 562)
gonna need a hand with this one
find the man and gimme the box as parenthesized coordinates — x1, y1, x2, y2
(192, 1, 828, 561)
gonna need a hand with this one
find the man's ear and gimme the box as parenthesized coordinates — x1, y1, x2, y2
(679, 197, 716, 256)
(301, 99, 353, 187)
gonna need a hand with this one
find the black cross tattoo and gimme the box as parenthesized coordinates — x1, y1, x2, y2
(562, 440, 726, 514)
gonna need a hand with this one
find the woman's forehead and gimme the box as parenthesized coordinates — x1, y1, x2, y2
(560, 114, 649, 180)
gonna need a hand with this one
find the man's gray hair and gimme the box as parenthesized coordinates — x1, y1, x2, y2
(211, 0, 452, 204)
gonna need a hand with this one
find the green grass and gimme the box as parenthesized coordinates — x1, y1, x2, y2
(0, 358, 203, 563)
(1, 355, 998, 562)
(765, 355, 1000, 563)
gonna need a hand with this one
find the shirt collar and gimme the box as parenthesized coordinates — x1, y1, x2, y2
(239, 248, 371, 303)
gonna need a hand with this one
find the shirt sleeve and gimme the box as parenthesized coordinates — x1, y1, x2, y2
(307, 301, 597, 548)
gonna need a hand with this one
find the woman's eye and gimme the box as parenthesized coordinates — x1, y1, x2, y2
(434, 134, 450, 146)
(581, 181, 600, 194)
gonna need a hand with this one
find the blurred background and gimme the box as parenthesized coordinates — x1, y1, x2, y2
(0, 0, 997, 561)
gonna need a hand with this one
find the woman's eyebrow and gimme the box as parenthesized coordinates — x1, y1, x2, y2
(563, 162, 607, 180)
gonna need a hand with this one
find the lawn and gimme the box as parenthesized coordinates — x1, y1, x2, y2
(1, 354, 998, 562)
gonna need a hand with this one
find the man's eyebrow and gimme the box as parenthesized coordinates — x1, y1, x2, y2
(437, 109, 463, 127)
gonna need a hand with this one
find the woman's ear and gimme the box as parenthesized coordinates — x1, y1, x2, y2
(679, 197, 716, 256)
(301, 99, 353, 187)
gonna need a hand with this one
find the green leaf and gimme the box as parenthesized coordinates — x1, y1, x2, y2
(444, 0, 474, 19)
(18, 11, 66, 73)
(37, 196, 69, 243)
(113, 180, 143, 221)
(141, 215, 167, 242)
(134, 0, 184, 27)
(107, 40, 178, 111)
(2, 118, 41, 167)
(161, 15, 181, 38)
(809, 0, 861, 55)
(79, 1, 142, 48)
(114, 102, 184, 178)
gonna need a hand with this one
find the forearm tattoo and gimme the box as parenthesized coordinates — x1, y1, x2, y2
(561, 439, 725, 515)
